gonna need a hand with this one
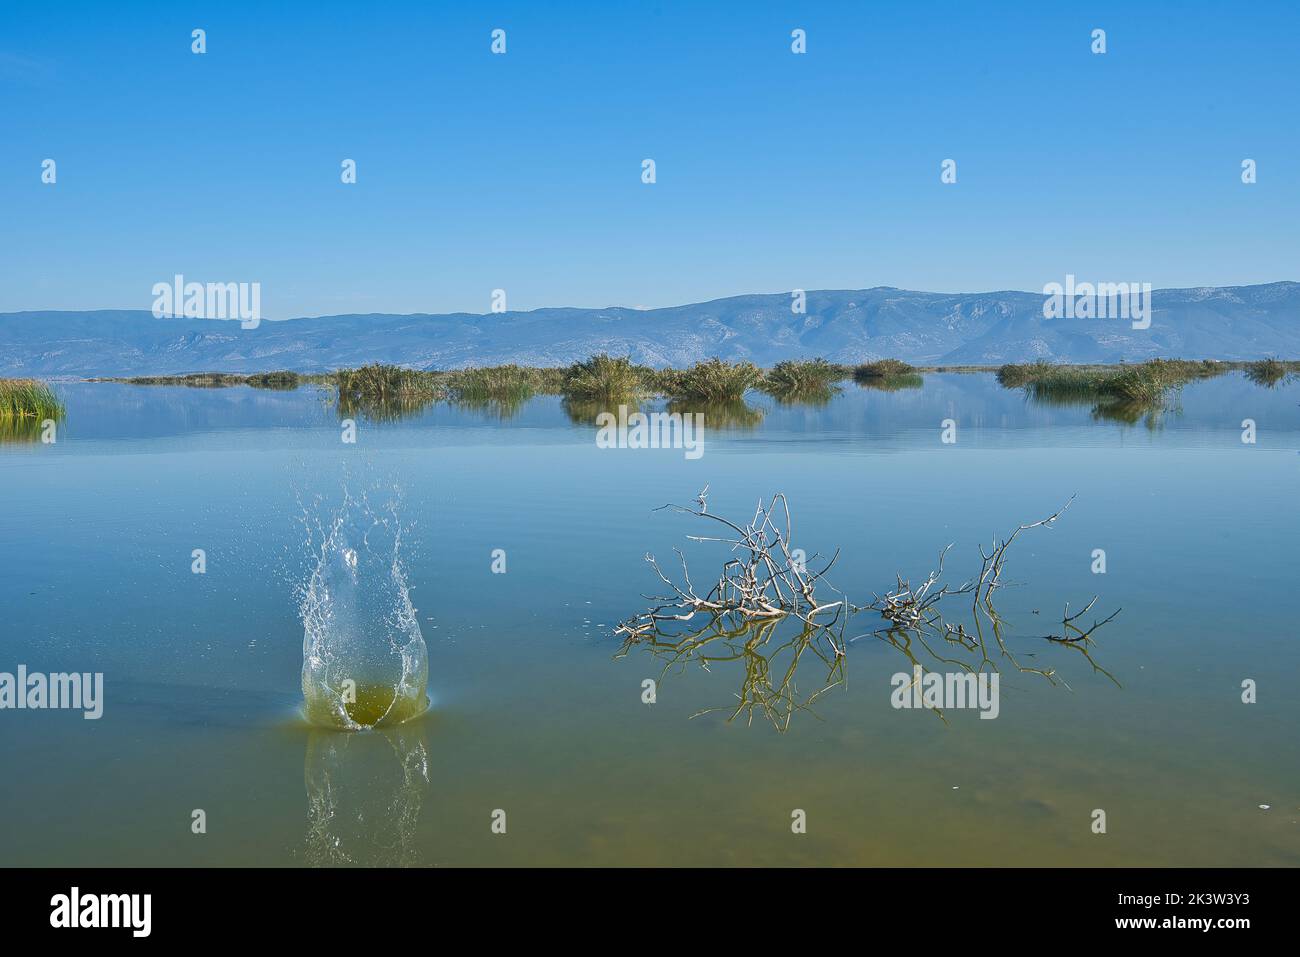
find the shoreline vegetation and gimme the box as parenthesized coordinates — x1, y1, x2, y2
(70, 356, 1300, 427)
(996, 358, 1296, 424)
(0, 378, 66, 440)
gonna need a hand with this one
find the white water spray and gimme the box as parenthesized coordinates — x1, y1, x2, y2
(298, 488, 428, 730)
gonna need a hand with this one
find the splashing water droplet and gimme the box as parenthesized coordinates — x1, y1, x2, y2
(299, 489, 428, 730)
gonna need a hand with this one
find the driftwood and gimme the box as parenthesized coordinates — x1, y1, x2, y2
(616, 489, 1121, 728)
(614, 487, 849, 656)
(860, 494, 1120, 687)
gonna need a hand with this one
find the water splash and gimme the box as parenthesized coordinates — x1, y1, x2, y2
(298, 487, 428, 730)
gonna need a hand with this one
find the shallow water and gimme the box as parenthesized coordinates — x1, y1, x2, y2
(1, 373, 1297, 866)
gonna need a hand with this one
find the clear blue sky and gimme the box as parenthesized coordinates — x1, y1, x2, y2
(2, 0, 1297, 318)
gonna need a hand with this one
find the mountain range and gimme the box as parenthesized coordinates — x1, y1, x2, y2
(3, 282, 1298, 377)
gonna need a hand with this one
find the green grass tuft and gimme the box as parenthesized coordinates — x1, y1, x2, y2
(857, 373, 923, 392)
(1245, 358, 1293, 388)
(663, 358, 761, 403)
(853, 359, 917, 382)
(0, 378, 65, 420)
(448, 365, 538, 402)
(562, 354, 644, 402)
(334, 364, 444, 421)
(760, 359, 844, 403)
(335, 364, 441, 400)
(245, 370, 303, 390)
(996, 358, 1228, 425)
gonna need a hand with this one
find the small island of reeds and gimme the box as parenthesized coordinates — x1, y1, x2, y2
(0, 378, 66, 441)
(85, 354, 1300, 429)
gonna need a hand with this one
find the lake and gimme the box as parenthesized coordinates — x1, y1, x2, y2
(1, 372, 1297, 866)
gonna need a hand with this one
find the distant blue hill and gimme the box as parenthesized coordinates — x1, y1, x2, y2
(3, 283, 1298, 377)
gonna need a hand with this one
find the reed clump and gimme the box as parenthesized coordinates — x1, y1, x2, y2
(447, 364, 538, 403)
(120, 372, 249, 388)
(760, 359, 844, 403)
(858, 373, 923, 392)
(0, 378, 65, 421)
(994, 361, 1052, 388)
(663, 358, 761, 403)
(997, 358, 1228, 426)
(853, 359, 917, 382)
(641, 367, 685, 396)
(1245, 358, 1293, 388)
(562, 354, 644, 402)
(245, 370, 303, 390)
(442, 364, 545, 419)
(334, 364, 444, 421)
(998, 358, 1223, 404)
(335, 364, 442, 402)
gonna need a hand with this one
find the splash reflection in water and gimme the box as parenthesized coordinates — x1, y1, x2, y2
(304, 724, 431, 866)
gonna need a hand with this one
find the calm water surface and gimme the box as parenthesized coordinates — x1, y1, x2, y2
(1, 373, 1297, 866)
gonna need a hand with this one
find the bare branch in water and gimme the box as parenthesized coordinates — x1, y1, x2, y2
(620, 490, 850, 657)
(857, 495, 1119, 688)
(616, 490, 1121, 730)
(1043, 598, 1123, 644)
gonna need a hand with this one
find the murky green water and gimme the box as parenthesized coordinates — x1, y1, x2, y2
(1, 373, 1297, 866)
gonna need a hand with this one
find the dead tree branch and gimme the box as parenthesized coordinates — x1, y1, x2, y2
(617, 490, 1123, 729)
